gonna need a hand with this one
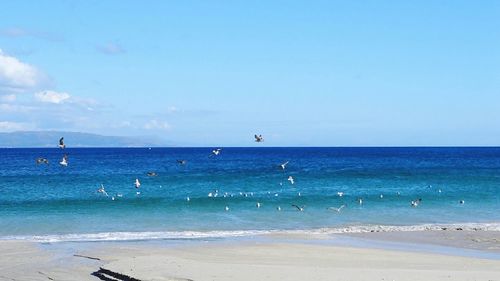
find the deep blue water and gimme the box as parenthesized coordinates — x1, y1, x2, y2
(0, 147, 499, 241)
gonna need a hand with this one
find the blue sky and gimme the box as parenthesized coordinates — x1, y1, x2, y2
(0, 1, 499, 146)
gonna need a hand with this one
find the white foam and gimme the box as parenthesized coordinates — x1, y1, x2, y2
(2, 222, 499, 243)
(1, 230, 276, 243)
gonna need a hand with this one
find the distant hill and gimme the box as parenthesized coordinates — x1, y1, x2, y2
(0, 131, 169, 148)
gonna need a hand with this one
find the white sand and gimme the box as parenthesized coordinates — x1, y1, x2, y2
(1, 232, 499, 281)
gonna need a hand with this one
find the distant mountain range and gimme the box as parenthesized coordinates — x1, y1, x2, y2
(0, 131, 169, 148)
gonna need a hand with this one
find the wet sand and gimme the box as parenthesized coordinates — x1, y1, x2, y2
(1, 230, 499, 281)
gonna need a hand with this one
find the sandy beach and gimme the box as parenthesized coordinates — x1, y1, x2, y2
(1, 230, 499, 281)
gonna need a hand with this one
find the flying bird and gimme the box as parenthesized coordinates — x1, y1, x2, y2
(212, 148, 222, 156)
(36, 158, 49, 165)
(147, 172, 158, 177)
(59, 154, 68, 166)
(254, 134, 264, 142)
(291, 204, 304, 211)
(328, 205, 346, 212)
(287, 176, 295, 185)
(59, 137, 65, 149)
(177, 160, 187, 165)
(98, 184, 109, 197)
(134, 178, 141, 189)
(279, 161, 289, 170)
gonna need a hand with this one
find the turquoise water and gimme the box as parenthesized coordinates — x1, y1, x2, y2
(0, 147, 499, 241)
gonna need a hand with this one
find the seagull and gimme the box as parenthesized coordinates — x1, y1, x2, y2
(337, 192, 344, 197)
(134, 178, 141, 189)
(287, 176, 295, 185)
(208, 192, 213, 197)
(411, 198, 422, 207)
(276, 206, 282, 211)
(357, 198, 363, 205)
(225, 206, 230, 211)
(291, 204, 304, 211)
(212, 148, 222, 156)
(186, 196, 190, 202)
(256, 202, 262, 208)
(147, 172, 158, 177)
(459, 200, 465, 204)
(177, 160, 187, 165)
(59, 137, 66, 149)
(379, 194, 384, 199)
(36, 157, 49, 165)
(279, 161, 289, 170)
(254, 134, 264, 142)
(328, 205, 346, 212)
(59, 154, 68, 166)
(97, 184, 108, 197)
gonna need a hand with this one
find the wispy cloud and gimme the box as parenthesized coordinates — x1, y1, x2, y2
(0, 94, 16, 102)
(0, 121, 35, 132)
(0, 49, 49, 94)
(144, 119, 170, 130)
(96, 43, 126, 55)
(167, 106, 179, 114)
(34, 90, 70, 104)
(0, 27, 64, 42)
(0, 103, 35, 113)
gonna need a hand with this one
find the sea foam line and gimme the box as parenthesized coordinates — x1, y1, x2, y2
(2, 222, 500, 243)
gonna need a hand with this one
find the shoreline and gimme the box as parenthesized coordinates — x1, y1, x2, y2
(1, 230, 499, 280)
(3, 221, 500, 242)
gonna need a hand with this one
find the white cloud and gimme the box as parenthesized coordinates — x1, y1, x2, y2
(34, 90, 70, 104)
(0, 121, 35, 131)
(97, 43, 125, 55)
(0, 49, 46, 93)
(144, 119, 170, 130)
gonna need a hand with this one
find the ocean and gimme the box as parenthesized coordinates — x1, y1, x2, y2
(0, 147, 499, 242)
